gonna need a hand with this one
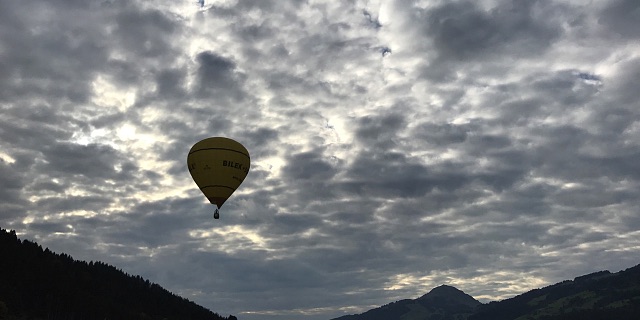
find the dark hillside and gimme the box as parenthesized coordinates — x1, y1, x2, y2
(469, 264, 640, 320)
(332, 284, 481, 320)
(331, 265, 640, 320)
(0, 228, 236, 320)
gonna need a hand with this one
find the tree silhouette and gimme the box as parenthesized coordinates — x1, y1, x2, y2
(0, 228, 237, 320)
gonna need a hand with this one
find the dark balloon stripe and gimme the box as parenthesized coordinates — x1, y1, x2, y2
(189, 147, 250, 159)
(200, 185, 236, 191)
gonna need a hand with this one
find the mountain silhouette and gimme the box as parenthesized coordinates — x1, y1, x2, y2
(331, 284, 481, 320)
(332, 264, 640, 320)
(417, 284, 480, 309)
(469, 265, 640, 320)
(0, 229, 236, 320)
(4, 227, 639, 320)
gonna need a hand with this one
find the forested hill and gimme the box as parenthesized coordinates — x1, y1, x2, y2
(0, 229, 237, 320)
(469, 264, 640, 320)
(332, 264, 640, 320)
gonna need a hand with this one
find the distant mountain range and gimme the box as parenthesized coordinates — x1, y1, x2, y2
(332, 284, 480, 320)
(332, 264, 640, 320)
(0, 228, 236, 320)
(3, 228, 639, 320)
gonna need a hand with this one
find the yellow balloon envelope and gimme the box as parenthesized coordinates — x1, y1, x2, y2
(187, 137, 250, 209)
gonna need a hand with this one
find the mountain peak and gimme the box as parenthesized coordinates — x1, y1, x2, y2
(330, 285, 481, 320)
(332, 265, 640, 320)
(418, 284, 482, 309)
(421, 284, 465, 297)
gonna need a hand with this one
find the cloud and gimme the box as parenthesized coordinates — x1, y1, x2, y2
(426, 0, 563, 61)
(195, 51, 246, 100)
(598, 0, 640, 39)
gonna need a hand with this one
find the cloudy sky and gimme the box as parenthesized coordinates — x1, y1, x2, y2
(1, 0, 639, 319)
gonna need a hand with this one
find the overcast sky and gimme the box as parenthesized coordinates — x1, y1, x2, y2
(1, 0, 639, 319)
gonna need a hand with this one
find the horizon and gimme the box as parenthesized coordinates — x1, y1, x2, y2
(1, 0, 639, 319)
(4, 227, 637, 308)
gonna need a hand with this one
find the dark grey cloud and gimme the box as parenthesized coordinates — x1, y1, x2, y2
(363, 9, 383, 29)
(195, 51, 246, 100)
(412, 122, 469, 146)
(0, 107, 74, 150)
(34, 195, 114, 215)
(284, 150, 337, 181)
(240, 128, 280, 158)
(407, 0, 569, 82)
(40, 142, 137, 181)
(113, 9, 180, 58)
(342, 151, 438, 199)
(0, 2, 111, 103)
(155, 68, 188, 99)
(426, 0, 563, 60)
(598, 0, 640, 39)
(355, 113, 406, 149)
(0, 160, 29, 222)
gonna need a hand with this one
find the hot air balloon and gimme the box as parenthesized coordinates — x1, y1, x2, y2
(187, 137, 250, 219)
